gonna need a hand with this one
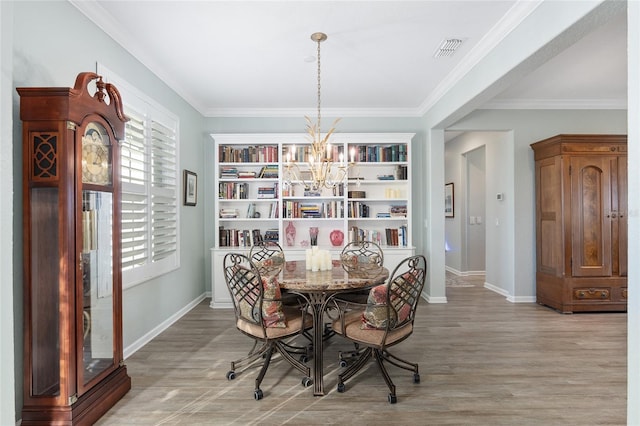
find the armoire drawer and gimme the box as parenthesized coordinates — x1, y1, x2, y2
(573, 287, 610, 301)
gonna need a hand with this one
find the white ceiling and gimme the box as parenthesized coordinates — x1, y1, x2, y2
(71, 1, 627, 118)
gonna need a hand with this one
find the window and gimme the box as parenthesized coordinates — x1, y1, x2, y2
(99, 65, 180, 288)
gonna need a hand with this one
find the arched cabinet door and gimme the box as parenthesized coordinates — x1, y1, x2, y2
(569, 156, 613, 278)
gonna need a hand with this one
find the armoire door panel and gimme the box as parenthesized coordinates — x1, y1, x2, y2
(570, 157, 612, 277)
(615, 158, 627, 276)
(536, 158, 562, 275)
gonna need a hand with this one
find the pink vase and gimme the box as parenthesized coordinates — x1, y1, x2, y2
(330, 229, 344, 246)
(285, 222, 296, 247)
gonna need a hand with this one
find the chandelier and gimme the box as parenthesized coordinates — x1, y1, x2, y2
(284, 32, 354, 191)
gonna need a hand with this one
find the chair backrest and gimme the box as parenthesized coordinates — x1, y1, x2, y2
(385, 254, 427, 329)
(340, 240, 384, 272)
(249, 240, 285, 275)
(223, 252, 264, 327)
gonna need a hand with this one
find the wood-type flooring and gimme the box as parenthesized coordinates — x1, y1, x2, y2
(97, 274, 627, 425)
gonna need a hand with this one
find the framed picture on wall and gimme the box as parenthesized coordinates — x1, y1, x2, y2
(184, 170, 197, 206)
(445, 182, 454, 218)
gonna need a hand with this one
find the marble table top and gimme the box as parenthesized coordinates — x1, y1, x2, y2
(278, 260, 389, 292)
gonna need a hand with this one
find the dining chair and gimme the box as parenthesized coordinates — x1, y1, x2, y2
(249, 240, 286, 275)
(223, 252, 313, 400)
(340, 240, 384, 273)
(331, 254, 427, 403)
(337, 240, 385, 359)
(250, 240, 307, 311)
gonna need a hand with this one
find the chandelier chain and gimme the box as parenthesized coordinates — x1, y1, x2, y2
(316, 36, 322, 137)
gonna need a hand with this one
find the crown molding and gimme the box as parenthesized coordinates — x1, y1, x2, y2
(203, 107, 424, 118)
(417, 0, 543, 115)
(481, 98, 627, 110)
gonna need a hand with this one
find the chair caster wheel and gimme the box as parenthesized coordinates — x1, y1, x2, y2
(337, 382, 345, 393)
(226, 371, 236, 380)
(339, 359, 348, 368)
(254, 389, 263, 400)
(413, 373, 420, 383)
(302, 377, 313, 387)
(388, 393, 397, 404)
(300, 355, 309, 363)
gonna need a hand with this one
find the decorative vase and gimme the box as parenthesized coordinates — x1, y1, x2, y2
(330, 229, 344, 246)
(285, 222, 296, 247)
(309, 227, 319, 246)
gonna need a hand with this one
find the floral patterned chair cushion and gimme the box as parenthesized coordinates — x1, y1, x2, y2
(361, 272, 413, 330)
(236, 269, 286, 328)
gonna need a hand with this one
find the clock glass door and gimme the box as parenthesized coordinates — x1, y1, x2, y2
(81, 189, 115, 386)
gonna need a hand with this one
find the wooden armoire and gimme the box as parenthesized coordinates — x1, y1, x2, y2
(531, 134, 627, 313)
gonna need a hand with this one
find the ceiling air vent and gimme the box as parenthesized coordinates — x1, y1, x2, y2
(434, 38, 463, 58)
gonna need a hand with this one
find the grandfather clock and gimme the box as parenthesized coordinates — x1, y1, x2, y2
(18, 72, 131, 425)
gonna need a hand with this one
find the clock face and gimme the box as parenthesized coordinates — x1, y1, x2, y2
(81, 122, 111, 185)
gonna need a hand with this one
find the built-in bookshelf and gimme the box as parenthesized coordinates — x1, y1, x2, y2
(209, 133, 415, 308)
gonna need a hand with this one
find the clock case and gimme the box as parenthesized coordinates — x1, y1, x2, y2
(18, 72, 131, 425)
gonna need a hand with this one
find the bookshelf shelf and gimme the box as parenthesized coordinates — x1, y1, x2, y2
(208, 133, 416, 308)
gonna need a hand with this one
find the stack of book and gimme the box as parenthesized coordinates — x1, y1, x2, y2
(219, 208, 238, 218)
(263, 229, 279, 242)
(390, 205, 407, 217)
(300, 204, 321, 218)
(220, 167, 238, 178)
(257, 186, 277, 198)
(258, 165, 279, 178)
(238, 170, 256, 178)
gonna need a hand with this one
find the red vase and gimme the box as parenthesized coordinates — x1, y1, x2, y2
(330, 229, 344, 246)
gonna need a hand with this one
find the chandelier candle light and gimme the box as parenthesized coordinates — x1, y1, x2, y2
(284, 32, 355, 191)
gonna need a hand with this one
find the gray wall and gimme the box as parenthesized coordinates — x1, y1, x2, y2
(8, 1, 207, 418)
(449, 109, 627, 300)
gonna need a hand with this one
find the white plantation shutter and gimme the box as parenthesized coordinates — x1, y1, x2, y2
(102, 62, 180, 288)
(121, 110, 149, 272)
(150, 119, 177, 262)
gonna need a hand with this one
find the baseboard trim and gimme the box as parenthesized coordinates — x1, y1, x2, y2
(484, 281, 509, 297)
(124, 293, 207, 359)
(445, 266, 486, 277)
(507, 295, 537, 303)
(423, 292, 447, 304)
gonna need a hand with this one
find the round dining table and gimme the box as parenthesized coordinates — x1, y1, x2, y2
(278, 259, 389, 396)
